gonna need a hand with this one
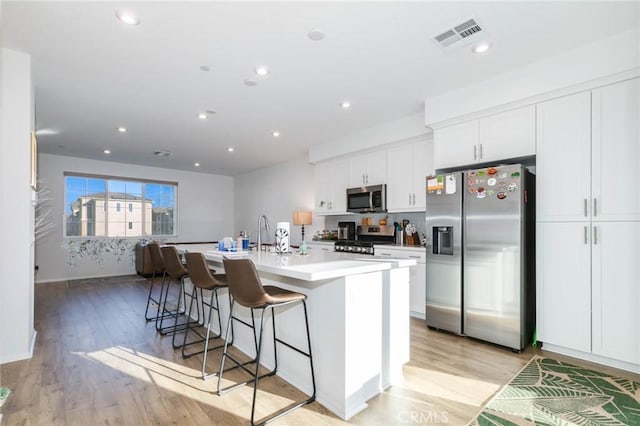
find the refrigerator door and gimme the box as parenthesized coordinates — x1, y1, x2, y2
(425, 172, 463, 334)
(463, 164, 525, 350)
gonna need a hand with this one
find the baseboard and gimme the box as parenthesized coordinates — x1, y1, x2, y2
(36, 272, 140, 284)
(0, 330, 37, 365)
(542, 342, 640, 374)
(410, 311, 426, 320)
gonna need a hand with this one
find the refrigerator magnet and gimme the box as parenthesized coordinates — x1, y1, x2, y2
(499, 173, 507, 178)
(469, 187, 476, 193)
(477, 191, 486, 199)
(511, 171, 521, 178)
(487, 167, 498, 175)
(487, 178, 497, 186)
(508, 183, 518, 192)
(497, 192, 507, 200)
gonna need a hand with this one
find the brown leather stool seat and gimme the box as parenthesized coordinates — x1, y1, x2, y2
(182, 252, 232, 379)
(159, 246, 205, 345)
(143, 242, 173, 323)
(217, 257, 316, 426)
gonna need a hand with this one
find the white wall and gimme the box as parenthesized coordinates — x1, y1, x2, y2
(425, 28, 640, 126)
(1, 48, 36, 364)
(309, 112, 430, 164)
(234, 156, 319, 246)
(35, 154, 235, 283)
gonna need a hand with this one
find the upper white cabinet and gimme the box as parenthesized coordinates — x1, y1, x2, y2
(314, 158, 349, 215)
(591, 79, 640, 222)
(536, 91, 592, 222)
(348, 150, 387, 187)
(386, 141, 430, 212)
(433, 105, 535, 170)
(537, 78, 640, 222)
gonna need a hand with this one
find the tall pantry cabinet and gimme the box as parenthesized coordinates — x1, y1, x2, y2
(536, 78, 640, 369)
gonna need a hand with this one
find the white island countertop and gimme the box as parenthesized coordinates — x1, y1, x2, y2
(174, 243, 416, 281)
(170, 242, 414, 420)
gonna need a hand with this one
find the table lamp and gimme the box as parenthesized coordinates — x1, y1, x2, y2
(293, 211, 312, 254)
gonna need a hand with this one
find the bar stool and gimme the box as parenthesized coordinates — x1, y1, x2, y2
(217, 257, 316, 426)
(159, 246, 202, 342)
(183, 252, 233, 379)
(143, 242, 167, 321)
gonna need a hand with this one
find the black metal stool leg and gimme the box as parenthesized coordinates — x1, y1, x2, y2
(144, 270, 162, 321)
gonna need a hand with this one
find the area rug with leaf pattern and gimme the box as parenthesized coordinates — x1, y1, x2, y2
(472, 355, 640, 425)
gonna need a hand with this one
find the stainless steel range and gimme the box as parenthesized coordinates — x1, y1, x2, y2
(334, 225, 395, 255)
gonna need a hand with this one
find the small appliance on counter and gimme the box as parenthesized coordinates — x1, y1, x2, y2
(337, 221, 356, 240)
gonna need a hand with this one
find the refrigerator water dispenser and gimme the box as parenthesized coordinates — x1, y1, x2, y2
(432, 226, 454, 255)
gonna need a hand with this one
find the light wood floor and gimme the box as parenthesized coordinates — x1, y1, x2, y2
(1, 276, 638, 425)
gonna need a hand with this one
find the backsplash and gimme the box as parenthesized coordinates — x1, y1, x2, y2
(320, 212, 426, 243)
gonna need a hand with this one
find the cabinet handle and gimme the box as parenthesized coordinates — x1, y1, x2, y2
(479, 143, 483, 159)
(593, 225, 598, 245)
(473, 145, 477, 160)
(366, 173, 369, 184)
(408, 255, 421, 259)
(412, 193, 416, 205)
(409, 194, 412, 205)
(593, 198, 598, 217)
(584, 226, 588, 244)
(379, 253, 391, 256)
(584, 198, 588, 217)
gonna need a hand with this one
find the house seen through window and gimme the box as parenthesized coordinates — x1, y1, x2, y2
(64, 173, 177, 237)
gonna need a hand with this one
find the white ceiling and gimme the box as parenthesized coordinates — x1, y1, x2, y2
(3, 1, 638, 176)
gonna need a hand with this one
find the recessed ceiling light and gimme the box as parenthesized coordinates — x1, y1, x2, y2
(472, 42, 491, 54)
(103, 149, 111, 155)
(206, 109, 217, 115)
(340, 101, 351, 109)
(154, 151, 173, 157)
(194, 162, 200, 167)
(35, 128, 59, 136)
(227, 147, 235, 152)
(198, 113, 207, 119)
(117, 127, 127, 133)
(255, 66, 269, 76)
(244, 79, 258, 87)
(308, 29, 325, 41)
(115, 10, 140, 26)
(272, 131, 280, 137)
(200, 65, 210, 72)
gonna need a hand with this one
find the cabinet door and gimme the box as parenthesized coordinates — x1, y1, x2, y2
(592, 78, 640, 222)
(433, 120, 478, 169)
(349, 155, 368, 187)
(412, 141, 428, 210)
(479, 105, 536, 162)
(536, 92, 592, 222)
(537, 222, 591, 353)
(409, 259, 426, 317)
(386, 144, 413, 211)
(592, 222, 640, 365)
(330, 158, 350, 213)
(365, 150, 387, 185)
(314, 162, 332, 213)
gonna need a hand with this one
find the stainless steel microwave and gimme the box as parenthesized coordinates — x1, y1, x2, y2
(346, 184, 387, 213)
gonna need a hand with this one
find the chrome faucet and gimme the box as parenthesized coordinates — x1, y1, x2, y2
(257, 214, 270, 251)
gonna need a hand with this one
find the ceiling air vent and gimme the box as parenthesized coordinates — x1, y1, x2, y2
(433, 18, 485, 50)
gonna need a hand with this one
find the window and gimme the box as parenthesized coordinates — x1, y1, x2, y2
(64, 173, 177, 238)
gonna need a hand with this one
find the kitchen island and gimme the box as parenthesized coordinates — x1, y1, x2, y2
(171, 244, 415, 420)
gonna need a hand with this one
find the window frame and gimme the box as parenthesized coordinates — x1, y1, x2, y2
(63, 172, 178, 240)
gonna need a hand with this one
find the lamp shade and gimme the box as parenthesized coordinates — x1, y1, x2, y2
(293, 211, 312, 226)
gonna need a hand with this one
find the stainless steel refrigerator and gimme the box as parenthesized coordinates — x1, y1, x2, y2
(425, 164, 535, 351)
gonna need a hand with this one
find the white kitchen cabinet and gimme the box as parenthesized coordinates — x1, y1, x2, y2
(433, 120, 478, 169)
(537, 222, 592, 353)
(478, 105, 536, 163)
(305, 241, 334, 252)
(349, 150, 387, 187)
(591, 221, 640, 365)
(314, 158, 350, 215)
(591, 79, 640, 222)
(433, 105, 535, 170)
(386, 141, 429, 212)
(536, 77, 640, 371)
(536, 91, 592, 222)
(537, 79, 640, 223)
(375, 246, 426, 318)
